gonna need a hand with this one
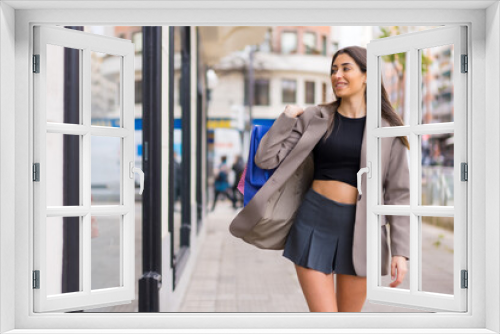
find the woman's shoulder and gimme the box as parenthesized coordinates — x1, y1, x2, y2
(302, 102, 335, 121)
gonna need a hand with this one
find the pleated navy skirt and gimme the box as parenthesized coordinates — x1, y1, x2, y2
(283, 187, 358, 276)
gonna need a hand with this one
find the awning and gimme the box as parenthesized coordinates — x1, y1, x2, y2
(197, 26, 270, 66)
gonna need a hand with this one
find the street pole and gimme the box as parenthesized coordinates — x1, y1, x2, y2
(243, 45, 256, 159)
(248, 45, 255, 132)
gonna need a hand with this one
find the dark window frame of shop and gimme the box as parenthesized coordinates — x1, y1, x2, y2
(168, 26, 193, 292)
(138, 25, 198, 311)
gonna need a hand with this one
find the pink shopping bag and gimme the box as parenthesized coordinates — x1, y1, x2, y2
(237, 165, 247, 195)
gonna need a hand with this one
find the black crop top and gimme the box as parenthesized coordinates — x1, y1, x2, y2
(312, 112, 366, 188)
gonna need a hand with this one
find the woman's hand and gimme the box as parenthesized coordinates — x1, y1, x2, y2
(284, 105, 305, 118)
(389, 255, 408, 287)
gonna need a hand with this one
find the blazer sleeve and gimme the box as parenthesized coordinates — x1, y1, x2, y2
(254, 107, 312, 170)
(384, 137, 411, 261)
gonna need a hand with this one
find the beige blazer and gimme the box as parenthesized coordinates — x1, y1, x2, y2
(229, 102, 410, 277)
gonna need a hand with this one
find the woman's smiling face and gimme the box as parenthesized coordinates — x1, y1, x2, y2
(331, 53, 367, 99)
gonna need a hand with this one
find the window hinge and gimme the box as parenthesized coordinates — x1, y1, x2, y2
(33, 54, 40, 73)
(461, 54, 468, 73)
(33, 270, 40, 289)
(461, 162, 468, 181)
(461, 270, 468, 289)
(33, 163, 40, 182)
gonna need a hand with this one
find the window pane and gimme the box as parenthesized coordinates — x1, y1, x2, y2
(281, 32, 297, 54)
(421, 134, 454, 206)
(420, 216, 454, 294)
(46, 216, 82, 295)
(305, 81, 315, 104)
(255, 79, 270, 106)
(132, 31, 143, 53)
(304, 32, 317, 54)
(421, 45, 454, 124)
(46, 133, 81, 207)
(91, 136, 122, 206)
(173, 25, 185, 262)
(379, 136, 410, 206)
(46, 44, 81, 124)
(379, 216, 411, 290)
(321, 35, 327, 56)
(91, 215, 122, 290)
(173, 133, 182, 258)
(282, 79, 297, 103)
(91, 51, 121, 128)
(380, 52, 409, 126)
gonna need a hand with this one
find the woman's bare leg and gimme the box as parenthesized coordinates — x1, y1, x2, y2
(295, 264, 338, 312)
(336, 273, 367, 312)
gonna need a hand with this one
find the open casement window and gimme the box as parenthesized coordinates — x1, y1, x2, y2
(365, 25, 467, 312)
(33, 26, 142, 312)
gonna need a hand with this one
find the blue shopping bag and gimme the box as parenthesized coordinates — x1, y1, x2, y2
(243, 124, 277, 206)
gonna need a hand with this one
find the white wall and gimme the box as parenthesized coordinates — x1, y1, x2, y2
(0, 2, 16, 333)
(485, 2, 499, 332)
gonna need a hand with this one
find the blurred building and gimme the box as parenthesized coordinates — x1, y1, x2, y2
(207, 26, 339, 170)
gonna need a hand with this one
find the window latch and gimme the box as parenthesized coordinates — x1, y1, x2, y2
(129, 162, 144, 195)
(357, 161, 372, 195)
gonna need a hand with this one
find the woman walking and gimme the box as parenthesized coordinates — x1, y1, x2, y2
(230, 46, 410, 312)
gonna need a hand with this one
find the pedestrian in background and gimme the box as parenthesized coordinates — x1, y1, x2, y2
(231, 155, 245, 209)
(211, 155, 234, 211)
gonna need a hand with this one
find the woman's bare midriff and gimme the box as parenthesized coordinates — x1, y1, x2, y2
(311, 180, 358, 205)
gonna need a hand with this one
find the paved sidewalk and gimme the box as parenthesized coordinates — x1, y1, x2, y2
(179, 201, 308, 312)
(179, 200, 452, 313)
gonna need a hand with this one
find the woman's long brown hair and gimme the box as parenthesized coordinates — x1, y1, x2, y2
(319, 46, 410, 150)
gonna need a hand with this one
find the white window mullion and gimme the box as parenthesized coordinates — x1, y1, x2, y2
(373, 123, 454, 137)
(409, 46, 419, 296)
(122, 50, 135, 298)
(46, 207, 90, 217)
(373, 205, 454, 216)
(45, 123, 131, 137)
(46, 123, 88, 135)
(82, 47, 92, 296)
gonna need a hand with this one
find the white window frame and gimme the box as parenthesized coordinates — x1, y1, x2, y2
(0, 2, 498, 333)
(32, 25, 137, 313)
(366, 25, 468, 312)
